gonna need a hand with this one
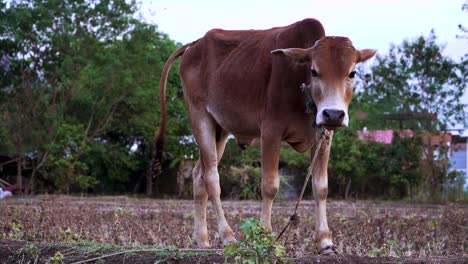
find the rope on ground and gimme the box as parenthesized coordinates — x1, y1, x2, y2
(276, 128, 331, 241)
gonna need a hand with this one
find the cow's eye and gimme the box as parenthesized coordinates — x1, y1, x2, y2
(311, 69, 318, 77)
(348, 71, 356, 79)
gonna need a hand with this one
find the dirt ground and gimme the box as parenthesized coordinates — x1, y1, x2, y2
(0, 196, 467, 263)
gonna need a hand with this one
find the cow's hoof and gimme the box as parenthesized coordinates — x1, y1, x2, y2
(222, 235, 237, 246)
(318, 245, 338, 255)
(196, 240, 211, 248)
(194, 232, 211, 248)
(220, 227, 237, 245)
(222, 238, 237, 246)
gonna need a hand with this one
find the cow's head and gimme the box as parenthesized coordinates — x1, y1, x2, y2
(272, 36, 376, 130)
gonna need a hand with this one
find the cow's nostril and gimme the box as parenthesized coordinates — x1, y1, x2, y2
(338, 111, 345, 119)
(322, 109, 345, 125)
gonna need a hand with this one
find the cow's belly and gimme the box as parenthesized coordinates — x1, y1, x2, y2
(207, 103, 260, 141)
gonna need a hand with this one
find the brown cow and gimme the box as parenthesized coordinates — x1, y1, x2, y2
(155, 18, 375, 253)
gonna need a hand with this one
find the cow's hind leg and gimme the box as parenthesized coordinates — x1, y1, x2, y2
(311, 131, 336, 254)
(192, 159, 210, 247)
(192, 114, 235, 247)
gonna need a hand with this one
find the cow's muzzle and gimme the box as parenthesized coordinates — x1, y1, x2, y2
(322, 109, 345, 129)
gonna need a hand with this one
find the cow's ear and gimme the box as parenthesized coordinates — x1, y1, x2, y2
(357, 49, 377, 63)
(271, 48, 310, 64)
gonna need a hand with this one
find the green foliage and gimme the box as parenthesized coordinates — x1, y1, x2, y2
(42, 123, 93, 192)
(356, 31, 467, 131)
(0, 124, 14, 155)
(219, 140, 262, 199)
(0, 0, 193, 194)
(345, 31, 467, 200)
(219, 139, 309, 199)
(58, 228, 81, 242)
(230, 165, 262, 200)
(385, 134, 423, 198)
(83, 142, 138, 192)
(224, 218, 285, 264)
(279, 147, 309, 170)
(329, 126, 424, 199)
(1, 0, 465, 200)
(49, 251, 64, 264)
(329, 127, 382, 198)
(7, 222, 23, 239)
(446, 170, 468, 201)
(16, 243, 40, 259)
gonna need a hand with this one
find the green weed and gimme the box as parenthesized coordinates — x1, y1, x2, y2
(49, 251, 64, 264)
(15, 243, 40, 259)
(224, 218, 285, 264)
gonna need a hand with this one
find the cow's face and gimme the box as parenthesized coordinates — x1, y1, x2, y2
(272, 37, 376, 129)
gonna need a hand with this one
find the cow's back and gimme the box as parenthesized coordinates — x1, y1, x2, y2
(180, 19, 325, 144)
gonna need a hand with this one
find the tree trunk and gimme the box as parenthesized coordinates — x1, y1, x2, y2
(29, 151, 50, 195)
(177, 170, 184, 198)
(425, 138, 439, 201)
(408, 180, 413, 199)
(16, 155, 23, 192)
(15, 139, 23, 193)
(30, 167, 36, 195)
(345, 177, 352, 200)
(443, 173, 448, 203)
(145, 167, 153, 196)
(140, 142, 153, 197)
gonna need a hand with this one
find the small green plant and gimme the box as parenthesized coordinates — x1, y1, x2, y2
(49, 251, 64, 264)
(224, 218, 285, 264)
(58, 228, 80, 242)
(183, 212, 194, 220)
(8, 222, 23, 239)
(16, 243, 40, 259)
(368, 239, 401, 257)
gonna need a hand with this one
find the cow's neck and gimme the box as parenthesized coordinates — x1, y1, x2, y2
(300, 83, 317, 127)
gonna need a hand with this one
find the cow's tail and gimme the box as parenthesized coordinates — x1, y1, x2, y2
(151, 42, 193, 182)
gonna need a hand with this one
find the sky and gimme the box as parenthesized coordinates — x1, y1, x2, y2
(139, 0, 467, 59)
(138, 0, 468, 131)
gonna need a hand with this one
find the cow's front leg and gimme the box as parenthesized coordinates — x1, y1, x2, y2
(260, 136, 281, 231)
(312, 131, 335, 254)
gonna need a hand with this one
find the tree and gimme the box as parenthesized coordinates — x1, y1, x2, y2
(456, 1, 468, 40)
(1, 0, 194, 194)
(385, 133, 423, 199)
(358, 31, 467, 131)
(85, 22, 195, 195)
(1, 0, 142, 193)
(356, 32, 467, 200)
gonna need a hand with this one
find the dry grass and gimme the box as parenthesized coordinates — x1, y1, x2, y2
(0, 196, 466, 262)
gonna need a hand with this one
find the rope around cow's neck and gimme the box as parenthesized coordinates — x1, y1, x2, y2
(276, 127, 331, 242)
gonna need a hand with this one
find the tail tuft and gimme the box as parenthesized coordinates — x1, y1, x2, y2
(151, 136, 164, 179)
(147, 42, 193, 188)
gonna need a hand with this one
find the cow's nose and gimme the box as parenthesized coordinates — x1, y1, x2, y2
(323, 109, 345, 126)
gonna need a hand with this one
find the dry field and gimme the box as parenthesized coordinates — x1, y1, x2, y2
(0, 196, 466, 263)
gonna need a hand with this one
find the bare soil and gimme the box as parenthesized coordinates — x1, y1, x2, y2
(0, 196, 467, 263)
